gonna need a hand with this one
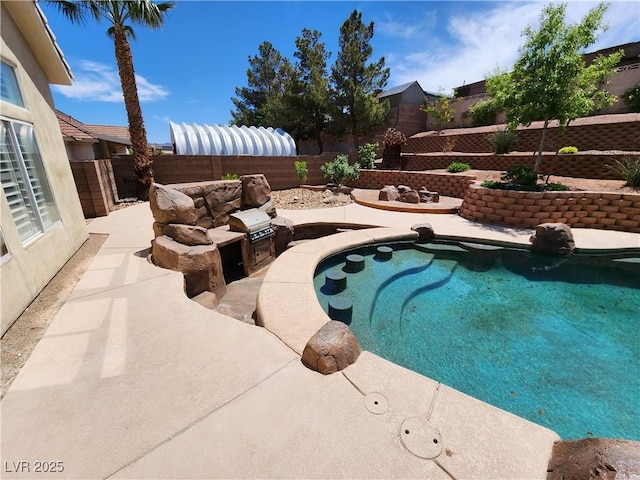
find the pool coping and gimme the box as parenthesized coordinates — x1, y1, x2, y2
(255, 226, 566, 478)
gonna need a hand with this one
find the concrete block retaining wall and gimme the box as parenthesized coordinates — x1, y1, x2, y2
(460, 184, 640, 233)
(402, 152, 632, 180)
(349, 169, 476, 199)
(404, 114, 640, 154)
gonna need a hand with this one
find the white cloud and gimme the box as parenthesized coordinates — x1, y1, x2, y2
(376, 10, 437, 40)
(387, 2, 639, 95)
(53, 59, 169, 102)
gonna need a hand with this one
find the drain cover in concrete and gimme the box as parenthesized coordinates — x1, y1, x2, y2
(364, 392, 388, 414)
(400, 417, 443, 459)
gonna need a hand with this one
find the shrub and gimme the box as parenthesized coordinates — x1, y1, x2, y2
(489, 128, 517, 154)
(446, 162, 471, 173)
(622, 83, 640, 113)
(480, 180, 501, 189)
(544, 182, 570, 191)
(320, 154, 360, 187)
(558, 146, 578, 154)
(468, 99, 499, 127)
(609, 156, 640, 187)
(358, 142, 378, 169)
(501, 164, 540, 189)
(221, 172, 239, 180)
(294, 160, 308, 184)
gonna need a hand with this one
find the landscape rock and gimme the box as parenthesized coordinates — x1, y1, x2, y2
(530, 223, 575, 255)
(379, 185, 399, 202)
(547, 438, 640, 480)
(163, 224, 213, 246)
(301, 321, 361, 375)
(411, 223, 435, 242)
(399, 190, 420, 204)
(152, 235, 226, 298)
(202, 180, 242, 206)
(419, 188, 440, 203)
(149, 183, 197, 225)
(241, 174, 272, 209)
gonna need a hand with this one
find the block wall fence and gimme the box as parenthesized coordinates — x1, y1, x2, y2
(70, 159, 117, 217)
(349, 170, 476, 199)
(111, 153, 336, 197)
(460, 184, 640, 233)
(405, 115, 640, 154)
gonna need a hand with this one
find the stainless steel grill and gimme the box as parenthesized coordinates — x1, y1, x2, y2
(228, 209, 274, 243)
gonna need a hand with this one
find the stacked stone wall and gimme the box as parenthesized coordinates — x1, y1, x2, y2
(349, 170, 476, 199)
(402, 152, 630, 180)
(460, 184, 640, 233)
(405, 114, 640, 154)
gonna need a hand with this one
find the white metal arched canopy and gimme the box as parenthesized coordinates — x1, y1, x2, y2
(170, 122, 296, 156)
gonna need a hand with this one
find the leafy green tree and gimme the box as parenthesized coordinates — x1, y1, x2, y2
(48, 0, 174, 200)
(231, 41, 291, 126)
(421, 93, 455, 130)
(266, 29, 331, 153)
(329, 10, 390, 151)
(486, 2, 622, 173)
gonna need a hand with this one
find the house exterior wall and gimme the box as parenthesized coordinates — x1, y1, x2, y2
(1, 4, 88, 335)
(401, 83, 428, 106)
(65, 141, 97, 160)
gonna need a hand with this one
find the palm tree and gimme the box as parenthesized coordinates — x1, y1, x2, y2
(47, 0, 174, 200)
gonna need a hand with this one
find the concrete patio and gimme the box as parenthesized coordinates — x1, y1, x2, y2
(1, 202, 638, 479)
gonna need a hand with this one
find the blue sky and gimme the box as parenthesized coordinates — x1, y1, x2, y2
(40, 1, 639, 144)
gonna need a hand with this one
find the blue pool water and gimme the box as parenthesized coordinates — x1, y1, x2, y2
(314, 241, 640, 440)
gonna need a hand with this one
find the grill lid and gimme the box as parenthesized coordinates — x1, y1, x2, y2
(228, 208, 272, 233)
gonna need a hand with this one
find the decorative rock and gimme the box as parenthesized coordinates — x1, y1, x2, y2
(301, 320, 361, 374)
(209, 199, 242, 227)
(375, 246, 393, 260)
(153, 221, 166, 238)
(411, 223, 435, 242)
(379, 185, 399, 202)
(163, 224, 213, 246)
(202, 180, 242, 206)
(345, 254, 365, 272)
(328, 296, 353, 323)
(397, 185, 412, 193)
(149, 183, 197, 226)
(152, 235, 226, 298)
(547, 438, 640, 480)
(324, 270, 347, 293)
(271, 216, 294, 256)
(399, 190, 420, 204)
(241, 174, 272, 209)
(530, 223, 575, 255)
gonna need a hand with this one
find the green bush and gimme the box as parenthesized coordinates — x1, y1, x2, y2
(558, 146, 578, 154)
(221, 172, 239, 180)
(294, 160, 308, 184)
(501, 164, 540, 189)
(622, 83, 640, 113)
(480, 180, 501, 189)
(544, 182, 570, 191)
(357, 142, 378, 170)
(320, 155, 360, 187)
(446, 162, 471, 173)
(468, 99, 499, 127)
(609, 156, 640, 187)
(489, 129, 517, 154)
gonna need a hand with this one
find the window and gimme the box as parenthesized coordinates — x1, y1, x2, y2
(1, 119, 59, 243)
(0, 228, 8, 259)
(1, 61, 25, 107)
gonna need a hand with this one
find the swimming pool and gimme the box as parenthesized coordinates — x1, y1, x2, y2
(314, 240, 640, 440)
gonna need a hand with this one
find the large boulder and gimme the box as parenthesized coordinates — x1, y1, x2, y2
(379, 185, 399, 202)
(152, 235, 226, 298)
(411, 223, 435, 242)
(530, 223, 575, 255)
(149, 183, 197, 225)
(172, 181, 243, 228)
(163, 224, 213, 246)
(241, 174, 272, 209)
(547, 438, 640, 480)
(302, 321, 361, 375)
(399, 190, 420, 204)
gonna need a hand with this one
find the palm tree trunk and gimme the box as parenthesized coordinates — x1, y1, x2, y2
(113, 25, 153, 200)
(534, 119, 549, 174)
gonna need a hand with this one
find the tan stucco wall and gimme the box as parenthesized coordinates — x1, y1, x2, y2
(66, 141, 97, 160)
(1, 5, 88, 335)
